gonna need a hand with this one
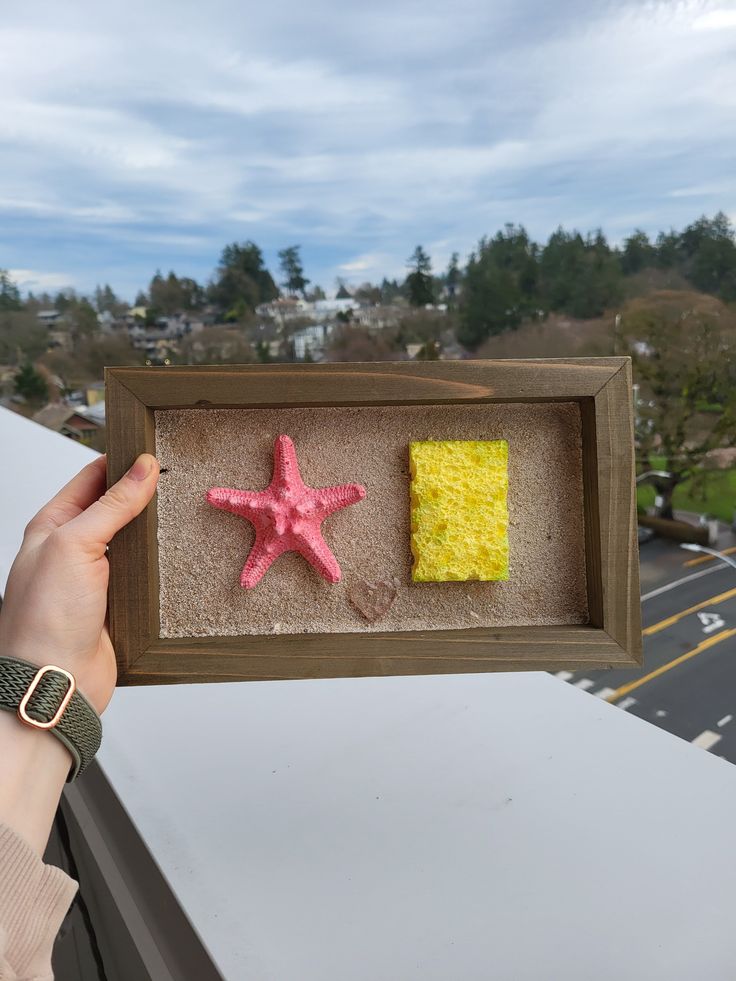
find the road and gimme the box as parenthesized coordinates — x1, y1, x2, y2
(559, 537, 736, 762)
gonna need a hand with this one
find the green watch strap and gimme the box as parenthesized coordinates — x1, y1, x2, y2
(0, 656, 102, 781)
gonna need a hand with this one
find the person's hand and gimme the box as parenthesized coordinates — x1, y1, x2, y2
(0, 453, 159, 715)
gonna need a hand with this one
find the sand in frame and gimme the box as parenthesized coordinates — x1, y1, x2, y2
(154, 402, 588, 638)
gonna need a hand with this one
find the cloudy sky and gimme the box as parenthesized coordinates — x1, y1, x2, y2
(2, 0, 736, 299)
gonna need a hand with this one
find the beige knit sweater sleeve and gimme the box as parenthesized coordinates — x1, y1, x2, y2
(0, 825, 77, 981)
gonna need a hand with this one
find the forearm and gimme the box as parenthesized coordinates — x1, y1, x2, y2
(0, 714, 75, 979)
(0, 712, 69, 856)
(0, 452, 158, 978)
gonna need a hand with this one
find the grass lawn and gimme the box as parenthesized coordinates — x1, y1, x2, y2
(637, 461, 736, 523)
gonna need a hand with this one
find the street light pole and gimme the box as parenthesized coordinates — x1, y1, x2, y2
(636, 470, 673, 484)
(680, 543, 736, 572)
(637, 470, 674, 517)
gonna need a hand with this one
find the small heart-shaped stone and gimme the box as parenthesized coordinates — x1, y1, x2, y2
(348, 577, 399, 623)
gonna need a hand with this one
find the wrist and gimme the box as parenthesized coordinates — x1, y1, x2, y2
(0, 636, 112, 717)
(0, 656, 103, 781)
(0, 711, 70, 855)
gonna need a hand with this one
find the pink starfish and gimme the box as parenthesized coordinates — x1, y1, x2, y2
(206, 435, 366, 588)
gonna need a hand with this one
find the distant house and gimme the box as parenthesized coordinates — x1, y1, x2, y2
(32, 403, 76, 432)
(32, 403, 105, 449)
(61, 409, 104, 446)
(255, 298, 315, 326)
(128, 316, 188, 358)
(79, 401, 105, 427)
(353, 305, 403, 330)
(37, 310, 62, 327)
(127, 306, 148, 323)
(86, 381, 105, 406)
(292, 323, 332, 360)
(313, 298, 358, 317)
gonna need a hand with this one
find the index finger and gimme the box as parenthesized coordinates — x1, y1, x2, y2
(25, 455, 107, 542)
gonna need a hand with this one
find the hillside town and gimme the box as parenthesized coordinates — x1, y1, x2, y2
(1, 217, 736, 529)
(1, 290, 457, 452)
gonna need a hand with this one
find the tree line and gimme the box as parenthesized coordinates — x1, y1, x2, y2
(4, 212, 736, 355)
(455, 212, 736, 348)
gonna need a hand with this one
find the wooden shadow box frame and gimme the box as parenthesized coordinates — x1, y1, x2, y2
(106, 358, 642, 686)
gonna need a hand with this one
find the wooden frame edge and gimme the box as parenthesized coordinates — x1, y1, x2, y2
(106, 359, 642, 684)
(116, 625, 639, 686)
(105, 370, 160, 677)
(109, 358, 629, 408)
(593, 360, 643, 665)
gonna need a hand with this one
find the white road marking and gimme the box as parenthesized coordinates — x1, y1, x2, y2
(655, 709, 668, 718)
(574, 678, 595, 690)
(697, 611, 725, 634)
(555, 671, 573, 681)
(691, 730, 722, 751)
(618, 697, 638, 711)
(641, 563, 729, 602)
(717, 714, 733, 728)
(593, 687, 616, 700)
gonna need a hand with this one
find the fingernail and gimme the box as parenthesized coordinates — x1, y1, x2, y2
(126, 454, 153, 481)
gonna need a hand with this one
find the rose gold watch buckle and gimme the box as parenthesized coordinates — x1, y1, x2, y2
(17, 665, 76, 730)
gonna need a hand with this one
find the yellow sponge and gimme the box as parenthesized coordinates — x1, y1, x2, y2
(409, 439, 509, 582)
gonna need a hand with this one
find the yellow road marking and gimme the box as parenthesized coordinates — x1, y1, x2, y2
(607, 628, 736, 703)
(643, 587, 736, 636)
(684, 545, 736, 568)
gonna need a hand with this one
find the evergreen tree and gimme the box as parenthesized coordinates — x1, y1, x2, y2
(445, 252, 461, 303)
(64, 298, 100, 351)
(148, 271, 205, 315)
(278, 245, 310, 297)
(458, 226, 537, 348)
(655, 230, 681, 269)
(0, 271, 22, 312)
(379, 278, 402, 304)
(14, 362, 48, 402)
(539, 228, 622, 318)
(211, 242, 279, 316)
(679, 212, 736, 298)
(94, 283, 119, 313)
(354, 282, 382, 305)
(178, 276, 205, 311)
(405, 246, 435, 306)
(620, 230, 655, 274)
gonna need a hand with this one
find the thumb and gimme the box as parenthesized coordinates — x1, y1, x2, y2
(65, 453, 160, 552)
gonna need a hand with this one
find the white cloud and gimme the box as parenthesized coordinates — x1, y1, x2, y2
(337, 252, 405, 278)
(1, 0, 736, 292)
(669, 181, 735, 198)
(692, 7, 736, 31)
(8, 269, 75, 293)
(338, 256, 379, 273)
